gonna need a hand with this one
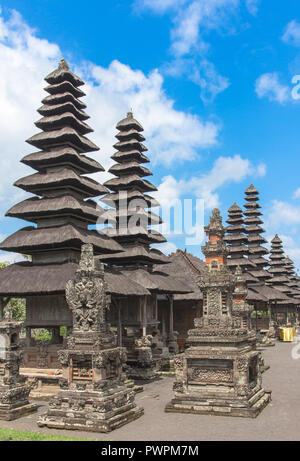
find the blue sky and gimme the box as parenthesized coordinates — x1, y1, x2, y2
(0, 0, 299, 268)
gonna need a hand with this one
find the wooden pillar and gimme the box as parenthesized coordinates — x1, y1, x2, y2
(142, 296, 147, 336)
(118, 301, 122, 347)
(255, 304, 258, 330)
(26, 327, 31, 347)
(162, 304, 166, 336)
(169, 295, 174, 334)
(0, 298, 4, 321)
(155, 296, 158, 321)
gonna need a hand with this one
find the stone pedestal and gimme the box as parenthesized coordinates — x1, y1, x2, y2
(0, 320, 37, 420)
(165, 334, 270, 418)
(38, 244, 143, 432)
(127, 335, 158, 381)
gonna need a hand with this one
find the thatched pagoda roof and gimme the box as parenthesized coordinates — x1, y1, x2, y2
(15, 168, 107, 197)
(102, 190, 160, 208)
(120, 267, 192, 295)
(153, 249, 205, 301)
(0, 223, 122, 255)
(99, 244, 169, 265)
(27, 127, 99, 153)
(22, 147, 103, 174)
(45, 59, 84, 86)
(6, 195, 103, 224)
(0, 262, 149, 297)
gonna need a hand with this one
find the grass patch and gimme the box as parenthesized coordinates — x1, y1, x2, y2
(0, 427, 101, 441)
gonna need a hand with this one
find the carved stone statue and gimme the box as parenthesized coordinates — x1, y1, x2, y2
(38, 244, 143, 432)
(0, 312, 37, 420)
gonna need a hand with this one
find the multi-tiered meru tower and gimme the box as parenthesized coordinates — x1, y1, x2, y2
(243, 185, 269, 283)
(0, 59, 122, 364)
(99, 111, 167, 267)
(165, 209, 270, 417)
(224, 202, 256, 275)
(268, 235, 292, 297)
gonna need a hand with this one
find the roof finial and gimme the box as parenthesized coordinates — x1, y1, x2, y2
(127, 109, 133, 119)
(59, 58, 69, 70)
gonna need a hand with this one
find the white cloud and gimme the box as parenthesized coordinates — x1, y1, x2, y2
(268, 200, 300, 227)
(255, 72, 290, 103)
(282, 20, 300, 47)
(135, 0, 259, 101)
(152, 241, 177, 255)
(0, 251, 24, 264)
(245, 0, 259, 15)
(134, 0, 187, 14)
(293, 187, 300, 199)
(155, 154, 266, 210)
(0, 7, 219, 222)
(84, 60, 219, 169)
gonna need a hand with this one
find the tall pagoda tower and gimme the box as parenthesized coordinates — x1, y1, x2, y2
(99, 111, 168, 267)
(0, 59, 122, 360)
(224, 202, 257, 275)
(243, 185, 269, 283)
(0, 59, 121, 263)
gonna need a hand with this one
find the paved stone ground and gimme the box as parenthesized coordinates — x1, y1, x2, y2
(0, 341, 299, 441)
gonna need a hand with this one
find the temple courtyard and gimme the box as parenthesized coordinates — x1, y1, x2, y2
(0, 341, 299, 441)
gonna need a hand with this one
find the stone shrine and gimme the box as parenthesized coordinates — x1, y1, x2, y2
(38, 244, 144, 432)
(165, 209, 270, 418)
(0, 306, 37, 420)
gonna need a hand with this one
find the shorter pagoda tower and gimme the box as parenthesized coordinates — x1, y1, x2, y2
(224, 202, 257, 275)
(38, 244, 143, 433)
(268, 235, 292, 297)
(165, 209, 270, 418)
(243, 185, 269, 283)
(99, 111, 168, 267)
(284, 257, 300, 301)
(0, 307, 37, 420)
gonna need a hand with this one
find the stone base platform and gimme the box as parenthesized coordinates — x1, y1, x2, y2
(0, 402, 38, 421)
(165, 389, 271, 418)
(37, 388, 144, 433)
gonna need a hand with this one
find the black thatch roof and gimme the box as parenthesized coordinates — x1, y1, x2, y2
(111, 150, 150, 164)
(108, 162, 152, 177)
(22, 147, 103, 174)
(15, 168, 107, 197)
(120, 267, 192, 295)
(104, 175, 157, 193)
(0, 224, 123, 255)
(35, 112, 93, 135)
(27, 127, 99, 153)
(98, 244, 169, 265)
(154, 249, 205, 301)
(6, 195, 103, 224)
(45, 59, 84, 87)
(102, 190, 160, 208)
(0, 262, 150, 297)
(100, 226, 166, 245)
